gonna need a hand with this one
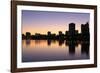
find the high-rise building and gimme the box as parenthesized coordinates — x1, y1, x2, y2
(47, 31, 51, 36)
(81, 22, 90, 41)
(81, 22, 89, 35)
(69, 23, 75, 36)
(26, 32, 31, 39)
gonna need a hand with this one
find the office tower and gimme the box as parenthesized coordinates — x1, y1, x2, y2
(26, 32, 31, 39)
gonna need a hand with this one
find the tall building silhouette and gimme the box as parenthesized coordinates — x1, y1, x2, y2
(81, 22, 90, 41)
(69, 23, 75, 35)
(26, 32, 31, 39)
(69, 23, 75, 40)
(81, 22, 89, 35)
(47, 31, 51, 36)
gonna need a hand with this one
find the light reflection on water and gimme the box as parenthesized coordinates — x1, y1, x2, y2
(22, 40, 90, 62)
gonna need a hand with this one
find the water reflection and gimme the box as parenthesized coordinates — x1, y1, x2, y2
(22, 40, 90, 62)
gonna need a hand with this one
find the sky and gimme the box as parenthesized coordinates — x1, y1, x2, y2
(22, 10, 90, 35)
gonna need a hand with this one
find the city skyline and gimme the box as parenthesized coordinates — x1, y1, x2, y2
(22, 22, 90, 42)
(22, 10, 90, 35)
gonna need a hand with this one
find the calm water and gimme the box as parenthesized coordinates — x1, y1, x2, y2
(22, 40, 90, 62)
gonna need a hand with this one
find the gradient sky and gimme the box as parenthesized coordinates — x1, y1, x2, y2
(22, 10, 90, 35)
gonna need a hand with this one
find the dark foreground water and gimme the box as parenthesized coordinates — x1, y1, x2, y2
(22, 40, 90, 62)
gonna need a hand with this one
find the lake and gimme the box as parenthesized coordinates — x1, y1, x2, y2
(22, 40, 89, 62)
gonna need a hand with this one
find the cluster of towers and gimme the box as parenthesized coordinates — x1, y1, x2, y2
(22, 22, 90, 41)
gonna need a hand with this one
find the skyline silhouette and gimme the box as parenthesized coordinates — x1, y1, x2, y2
(22, 22, 90, 42)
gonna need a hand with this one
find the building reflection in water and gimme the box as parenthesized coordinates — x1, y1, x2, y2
(25, 40, 31, 46)
(81, 42, 89, 55)
(22, 40, 89, 62)
(44, 40, 89, 56)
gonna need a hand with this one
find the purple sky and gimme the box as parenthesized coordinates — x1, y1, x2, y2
(22, 10, 90, 35)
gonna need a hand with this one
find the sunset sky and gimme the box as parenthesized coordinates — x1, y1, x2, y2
(22, 10, 90, 35)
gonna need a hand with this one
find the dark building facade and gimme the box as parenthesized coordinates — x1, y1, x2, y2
(69, 23, 75, 35)
(47, 31, 51, 36)
(69, 23, 75, 40)
(81, 22, 90, 41)
(26, 32, 31, 39)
